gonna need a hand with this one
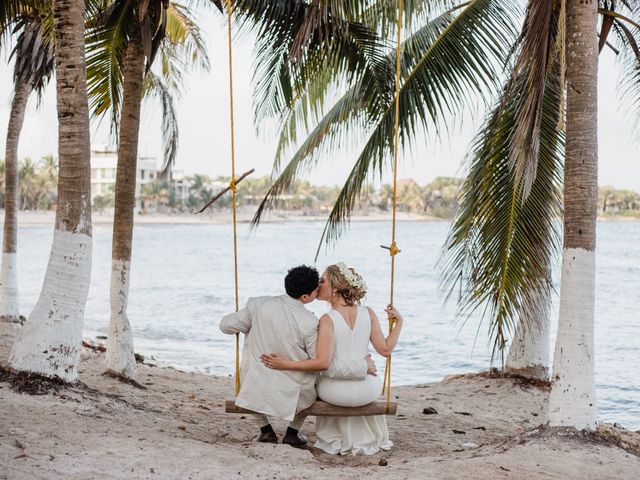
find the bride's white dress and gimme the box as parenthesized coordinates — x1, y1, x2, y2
(315, 307, 393, 455)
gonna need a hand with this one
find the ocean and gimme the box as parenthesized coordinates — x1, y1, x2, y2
(12, 219, 640, 430)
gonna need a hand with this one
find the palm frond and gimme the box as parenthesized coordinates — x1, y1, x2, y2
(235, 0, 387, 128)
(143, 71, 179, 173)
(439, 63, 564, 361)
(0, 0, 24, 36)
(254, 0, 522, 250)
(3, 1, 55, 103)
(86, 0, 135, 131)
(88, 0, 208, 155)
(10, 10, 54, 101)
(250, 82, 372, 228)
(165, 2, 210, 71)
(360, 0, 464, 36)
(507, 0, 560, 199)
(610, 5, 640, 138)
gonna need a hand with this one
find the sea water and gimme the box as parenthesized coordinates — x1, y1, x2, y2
(14, 220, 640, 429)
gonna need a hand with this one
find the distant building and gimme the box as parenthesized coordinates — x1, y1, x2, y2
(90, 145, 157, 210)
(169, 170, 189, 205)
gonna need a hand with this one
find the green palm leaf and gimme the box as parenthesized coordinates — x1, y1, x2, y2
(440, 61, 564, 361)
(87, 0, 209, 168)
(86, 0, 134, 129)
(253, 0, 521, 254)
(606, 3, 640, 136)
(233, 0, 387, 129)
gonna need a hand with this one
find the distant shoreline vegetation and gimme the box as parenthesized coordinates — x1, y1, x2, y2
(2, 156, 639, 219)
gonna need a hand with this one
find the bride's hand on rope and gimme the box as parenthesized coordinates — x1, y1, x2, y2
(260, 353, 291, 370)
(384, 304, 403, 326)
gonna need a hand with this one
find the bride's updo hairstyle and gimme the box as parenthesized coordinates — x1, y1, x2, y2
(326, 263, 367, 306)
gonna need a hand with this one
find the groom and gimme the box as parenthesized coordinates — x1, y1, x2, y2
(220, 265, 375, 446)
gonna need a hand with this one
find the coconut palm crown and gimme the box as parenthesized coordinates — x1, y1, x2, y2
(250, 0, 640, 359)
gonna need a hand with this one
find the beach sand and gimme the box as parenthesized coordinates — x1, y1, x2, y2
(1, 322, 639, 480)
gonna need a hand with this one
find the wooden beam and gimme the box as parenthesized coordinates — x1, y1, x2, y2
(225, 398, 397, 416)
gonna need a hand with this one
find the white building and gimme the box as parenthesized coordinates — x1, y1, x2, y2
(169, 170, 189, 205)
(90, 145, 158, 210)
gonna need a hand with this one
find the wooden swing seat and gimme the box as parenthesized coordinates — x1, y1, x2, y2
(225, 398, 397, 416)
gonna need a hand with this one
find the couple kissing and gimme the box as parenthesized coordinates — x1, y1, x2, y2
(220, 263, 403, 456)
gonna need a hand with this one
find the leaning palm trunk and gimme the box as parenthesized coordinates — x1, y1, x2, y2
(1, 80, 31, 323)
(105, 24, 145, 379)
(548, 0, 598, 429)
(9, 0, 92, 382)
(505, 284, 550, 380)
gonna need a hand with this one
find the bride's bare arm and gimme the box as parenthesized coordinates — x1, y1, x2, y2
(368, 305, 403, 357)
(260, 315, 334, 372)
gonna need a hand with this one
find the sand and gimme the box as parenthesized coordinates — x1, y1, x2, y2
(1, 322, 639, 480)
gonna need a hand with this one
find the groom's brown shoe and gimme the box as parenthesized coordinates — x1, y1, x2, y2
(282, 428, 308, 448)
(257, 430, 278, 444)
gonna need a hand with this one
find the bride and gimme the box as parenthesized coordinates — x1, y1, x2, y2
(260, 262, 404, 455)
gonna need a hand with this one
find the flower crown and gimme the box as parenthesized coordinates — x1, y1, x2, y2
(335, 262, 367, 291)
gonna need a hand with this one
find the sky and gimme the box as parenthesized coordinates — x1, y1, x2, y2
(1, 8, 639, 191)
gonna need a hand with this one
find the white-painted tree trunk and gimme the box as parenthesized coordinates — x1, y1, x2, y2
(106, 259, 137, 378)
(506, 290, 550, 380)
(0, 253, 20, 322)
(8, 230, 92, 381)
(548, 248, 597, 429)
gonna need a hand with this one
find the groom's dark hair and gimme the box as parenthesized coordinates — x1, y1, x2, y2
(285, 265, 319, 299)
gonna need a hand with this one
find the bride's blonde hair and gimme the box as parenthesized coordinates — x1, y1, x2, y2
(326, 264, 367, 306)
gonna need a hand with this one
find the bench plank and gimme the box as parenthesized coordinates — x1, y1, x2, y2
(225, 398, 397, 416)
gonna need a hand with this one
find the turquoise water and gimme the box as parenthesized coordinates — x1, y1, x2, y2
(13, 220, 640, 430)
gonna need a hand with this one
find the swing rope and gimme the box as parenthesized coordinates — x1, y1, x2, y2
(225, 0, 241, 396)
(380, 0, 404, 414)
(224, 0, 403, 409)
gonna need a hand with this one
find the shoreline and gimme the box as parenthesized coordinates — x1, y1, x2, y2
(3, 209, 639, 226)
(1, 323, 639, 479)
(5, 209, 442, 226)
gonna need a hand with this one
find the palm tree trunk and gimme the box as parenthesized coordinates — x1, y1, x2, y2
(0, 80, 32, 323)
(105, 23, 145, 379)
(548, 0, 598, 429)
(505, 285, 550, 380)
(9, 0, 92, 382)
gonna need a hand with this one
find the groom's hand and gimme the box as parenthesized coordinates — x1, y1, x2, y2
(365, 354, 377, 376)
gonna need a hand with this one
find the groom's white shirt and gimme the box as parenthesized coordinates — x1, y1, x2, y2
(220, 294, 368, 421)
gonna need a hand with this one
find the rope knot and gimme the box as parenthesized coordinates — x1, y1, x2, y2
(380, 242, 401, 256)
(229, 179, 237, 193)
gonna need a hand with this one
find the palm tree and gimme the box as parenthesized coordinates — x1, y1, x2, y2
(37, 154, 58, 210)
(547, 0, 599, 429)
(251, 0, 640, 427)
(0, 0, 54, 323)
(9, 0, 93, 382)
(445, 0, 633, 426)
(140, 179, 170, 211)
(18, 158, 38, 209)
(442, 2, 564, 376)
(87, 0, 209, 379)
